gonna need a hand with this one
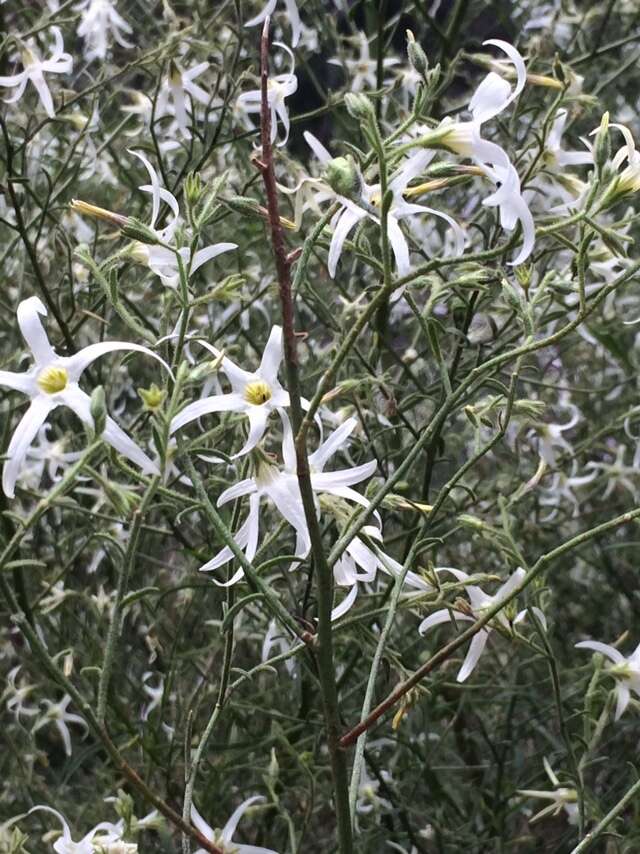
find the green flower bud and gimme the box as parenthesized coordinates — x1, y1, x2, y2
(406, 30, 428, 78)
(184, 171, 204, 206)
(90, 385, 107, 436)
(121, 217, 161, 245)
(344, 92, 376, 122)
(323, 156, 361, 199)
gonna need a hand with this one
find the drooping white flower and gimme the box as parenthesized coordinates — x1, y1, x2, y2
(306, 134, 464, 279)
(245, 0, 302, 48)
(170, 326, 293, 459)
(328, 32, 400, 93)
(408, 39, 535, 265)
(156, 60, 213, 139)
(518, 758, 579, 825)
(75, 0, 133, 62)
(0, 27, 72, 118)
(236, 43, 298, 146)
(129, 150, 237, 288)
(0, 297, 169, 498)
(419, 567, 545, 682)
(191, 796, 279, 854)
(576, 636, 640, 719)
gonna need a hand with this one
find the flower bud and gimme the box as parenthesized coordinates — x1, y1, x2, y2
(121, 217, 161, 245)
(323, 156, 361, 199)
(593, 111, 610, 174)
(90, 386, 107, 436)
(344, 92, 376, 122)
(406, 30, 428, 78)
(184, 171, 204, 206)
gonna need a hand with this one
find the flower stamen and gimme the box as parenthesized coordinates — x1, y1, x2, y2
(37, 366, 68, 394)
(244, 380, 272, 406)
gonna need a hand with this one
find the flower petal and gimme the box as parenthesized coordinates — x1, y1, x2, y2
(3, 396, 53, 497)
(65, 342, 172, 383)
(258, 326, 284, 386)
(331, 584, 358, 621)
(170, 393, 245, 433)
(17, 297, 56, 365)
(457, 629, 489, 682)
(575, 639, 624, 664)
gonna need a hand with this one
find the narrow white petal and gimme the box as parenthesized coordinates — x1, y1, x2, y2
(615, 683, 631, 720)
(309, 417, 357, 471)
(3, 396, 53, 497)
(244, 0, 277, 27)
(575, 640, 624, 664)
(232, 407, 269, 458)
(65, 342, 172, 382)
(0, 370, 33, 395)
(130, 149, 161, 228)
(328, 208, 364, 278)
(222, 796, 265, 843)
(258, 326, 284, 385)
(170, 393, 245, 433)
(457, 630, 489, 682)
(331, 584, 358, 621)
(304, 130, 332, 164)
(418, 609, 454, 635)
(217, 478, 257, 507)
(190, 243, 238, 273)
(17, 297, 56, 365)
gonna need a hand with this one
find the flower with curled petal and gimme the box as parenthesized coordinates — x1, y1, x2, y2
(28, 805, 123, 853)
(245, 0, 302, 48)
(576, 635, 640, 720)
(31, 694, 89, 758)
(191, 796, 279, 854)
(129, 150, 237, 288)
(0, 297, 169, 498)
(236, 43, 297, 146)
(305, 133, 464, 280)
(419, 567, 546, 682)
(406, 39, 534, 265)
(328, 32, 400, 93)
(0, 27, 72, 118)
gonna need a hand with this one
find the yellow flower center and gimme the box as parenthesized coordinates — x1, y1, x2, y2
(244, 380, 272, 406)
(37, 366, 68, 394)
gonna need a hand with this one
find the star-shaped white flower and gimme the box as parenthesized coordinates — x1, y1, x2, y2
(0, 297, 168, 498)
(157, 59, 213, 139)
(191, 796, 279, 854)
(576, 635, 640, 719)
(0, 27, 72, 118)
(329, 32, 400, 92)
(419, 567, 545, 682)
(518, 758, 579, 825)
(31, 694, 88, 757)
(170, 326, 294, 458)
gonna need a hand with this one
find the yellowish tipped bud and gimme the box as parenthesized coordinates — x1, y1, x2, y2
(70, 200, 128, 227)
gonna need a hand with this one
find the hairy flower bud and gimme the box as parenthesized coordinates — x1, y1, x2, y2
(90, 385, 107, 436)
(344, 92, 376, 122)
(323, 156, 361, 199)
(406, 30, 428, 78)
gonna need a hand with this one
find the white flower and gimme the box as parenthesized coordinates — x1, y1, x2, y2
(156, 60, 213, 139)
(586, 444, 640, 501)
(129, 150, 237, 288)
(236, 43, 297, 146)
(0, 27, 72, 118)
(418, 568, 545, 682)
(0, 297, 169, 498)
(329, 32, 400, 93)
(306, 134, 463, 279)
(191, 796, 279, 854)
(518, 758, 579, 824)
(31, 694, 88, 757)
(3, 665, 39, 720)
(542, 109, 592, 172)
(141, 671, 164, 721)
(170, 326, 293, 458)
(75, 0, 133, 62)
(410, 39, 535, 265)
(28, 806, 121, 853)
(245, 0, 302, 48)
(576, 636, 640, 719)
